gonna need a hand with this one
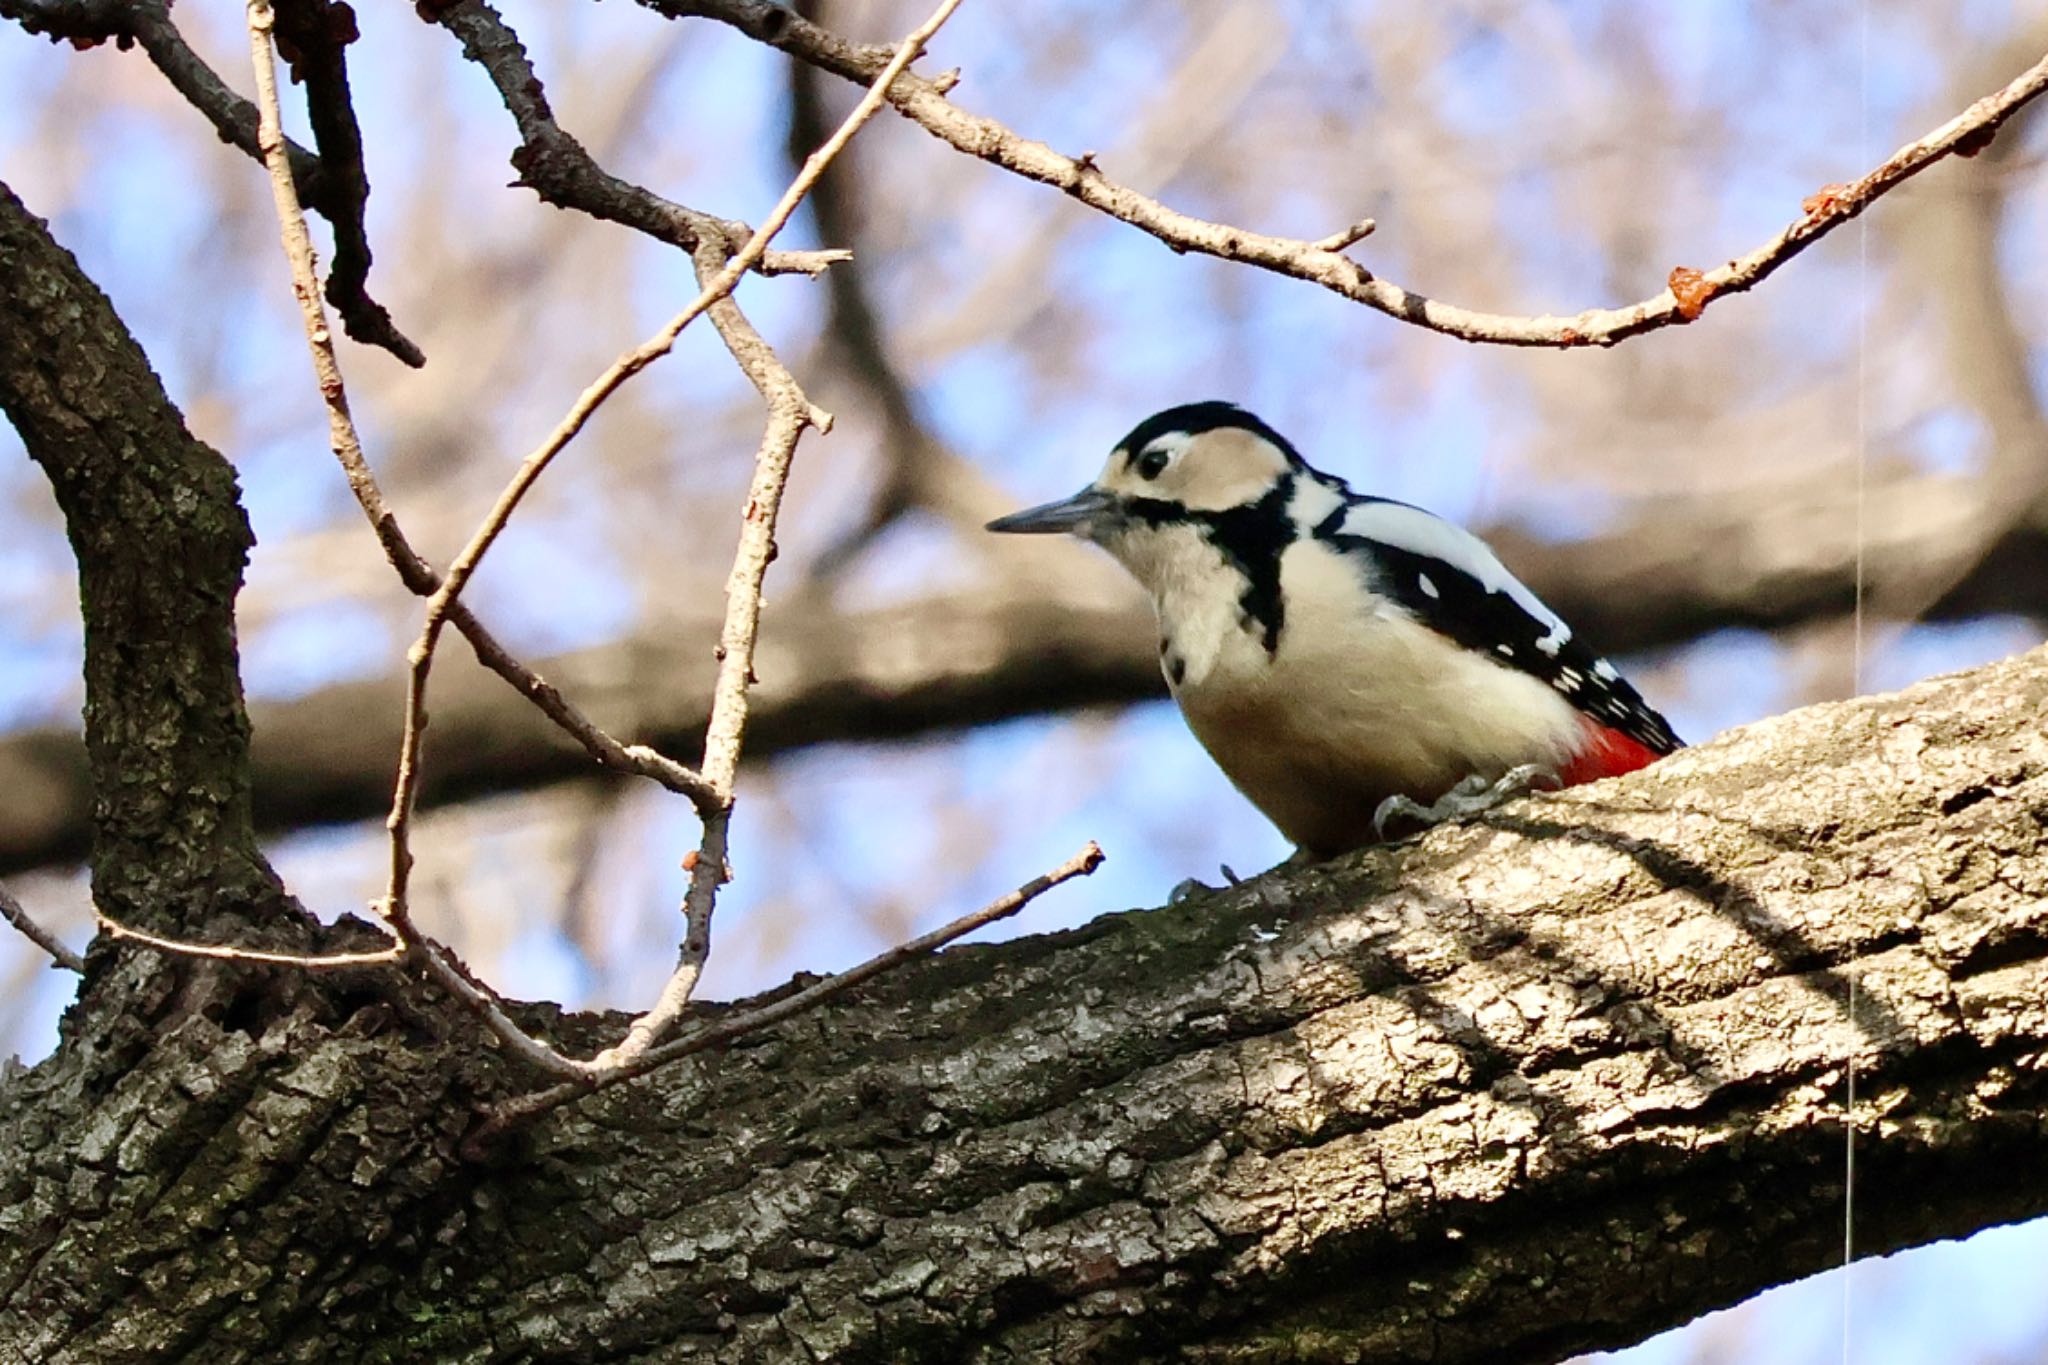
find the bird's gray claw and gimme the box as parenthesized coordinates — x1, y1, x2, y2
(1374, 764, 1558, 839)
(1170, 864, 1246, 904)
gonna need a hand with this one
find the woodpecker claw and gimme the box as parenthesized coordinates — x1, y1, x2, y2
(1169, 863, 1245, 905)
(1373, 763, 1555, 840)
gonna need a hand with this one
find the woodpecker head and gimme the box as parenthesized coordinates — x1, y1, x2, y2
(986, 402, 1306, 562)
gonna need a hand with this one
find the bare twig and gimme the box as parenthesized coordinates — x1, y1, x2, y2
(0, 882, 83, 974)
(1312, 217, 1378, 252)
(238, 0, 718, 814)
(248, 0, 588, 1079)
(95, 910, 401, 969)
(669, 0, 2048, 347)
(470, 840, 1106, 1149)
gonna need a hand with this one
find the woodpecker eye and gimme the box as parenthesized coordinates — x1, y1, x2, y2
(1134, 444, 1173, 480)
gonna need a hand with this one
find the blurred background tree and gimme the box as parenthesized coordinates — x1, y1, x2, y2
(2, 0, 2046, 1359)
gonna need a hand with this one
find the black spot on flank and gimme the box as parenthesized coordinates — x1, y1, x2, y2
(1113, 401, 1308, 468)
(1166, 653, 1187, 687)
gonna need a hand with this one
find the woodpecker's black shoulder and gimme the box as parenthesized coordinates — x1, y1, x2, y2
(1115, 402, 1308, 466)
(1314, 494, 1683, 755)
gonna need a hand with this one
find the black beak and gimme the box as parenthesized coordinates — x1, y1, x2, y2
(985, 486, 1116, 536)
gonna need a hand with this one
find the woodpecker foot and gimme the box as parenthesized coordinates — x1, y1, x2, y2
(1373, 763, 1555, 840)
(1169, 863, 1243, 905)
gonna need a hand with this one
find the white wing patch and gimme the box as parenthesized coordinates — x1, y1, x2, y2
(1336, 500, 1569, 639)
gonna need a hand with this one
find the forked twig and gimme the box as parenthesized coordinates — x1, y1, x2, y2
(468, 840, 1104, 1150)
(388, 0, 966, 1070)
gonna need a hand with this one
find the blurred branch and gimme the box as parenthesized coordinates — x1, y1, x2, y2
(0, 580, 1155, 873)
(11, 456, 2048, 873)
(0, 881, 82, 974)
(430, 0, 848, 279)
(663, 0, 2048, 347)
(1882, 32, 2048, 611)
(785, 2, 1017, 576)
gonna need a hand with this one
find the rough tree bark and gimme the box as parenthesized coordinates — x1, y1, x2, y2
(1, 621, 2044, 1363)
(4, 167, 2048, 1363)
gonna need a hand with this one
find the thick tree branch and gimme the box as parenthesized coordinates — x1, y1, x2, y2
(659, 0, 2048, 347)
(0, 178, 298, 939)
(4, 643, 2044, 1360)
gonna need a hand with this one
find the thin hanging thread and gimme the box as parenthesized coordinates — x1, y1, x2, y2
(1844, 3, 1871, 1361)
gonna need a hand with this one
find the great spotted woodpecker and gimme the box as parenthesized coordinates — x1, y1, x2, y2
(987, 401, 1681, 858)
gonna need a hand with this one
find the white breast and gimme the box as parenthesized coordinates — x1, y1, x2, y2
(1159, 538, 1587, 854)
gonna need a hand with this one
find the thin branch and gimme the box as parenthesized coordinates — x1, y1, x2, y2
(237, 0, 717, 813)
(94, 910, 401, 969)
(0, 882, 83, 974)
(469, 840, 1106, 1149)
(247, 0, 588, 1080)
(1312, 217, 1378, 252)
(670, 0, 2048, 346)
